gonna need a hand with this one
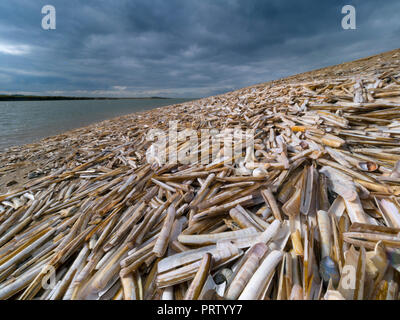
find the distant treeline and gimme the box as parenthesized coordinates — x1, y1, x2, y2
(0, 95, 171, 101)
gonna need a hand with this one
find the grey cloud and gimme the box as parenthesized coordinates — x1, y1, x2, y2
(0, 0, 399, 97)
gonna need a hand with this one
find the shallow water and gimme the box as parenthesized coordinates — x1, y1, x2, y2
(0, 98, 192, 151)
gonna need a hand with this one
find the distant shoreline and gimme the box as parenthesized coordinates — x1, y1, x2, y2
(0, 95, 172, 102)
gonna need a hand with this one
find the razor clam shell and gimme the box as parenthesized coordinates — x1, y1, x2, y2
(377, 198, 400, 228)
(184, 252, 212, 300)
(238, 250, 283, 300)
(177, 227, 258, 246)
(225, 242, 268, 300)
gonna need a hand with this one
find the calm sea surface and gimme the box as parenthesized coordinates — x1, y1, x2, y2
(0, 98, 192, 151)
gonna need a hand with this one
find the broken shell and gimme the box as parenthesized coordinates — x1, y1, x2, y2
(252, 167, 268, 178)
(213, 268, 233, 285)
(357, 161, 379, 172)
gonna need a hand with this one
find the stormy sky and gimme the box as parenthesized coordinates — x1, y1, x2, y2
(0, 0, 399, 98)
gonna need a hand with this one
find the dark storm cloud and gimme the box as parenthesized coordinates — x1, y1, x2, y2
(0, 0, 399, 97)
